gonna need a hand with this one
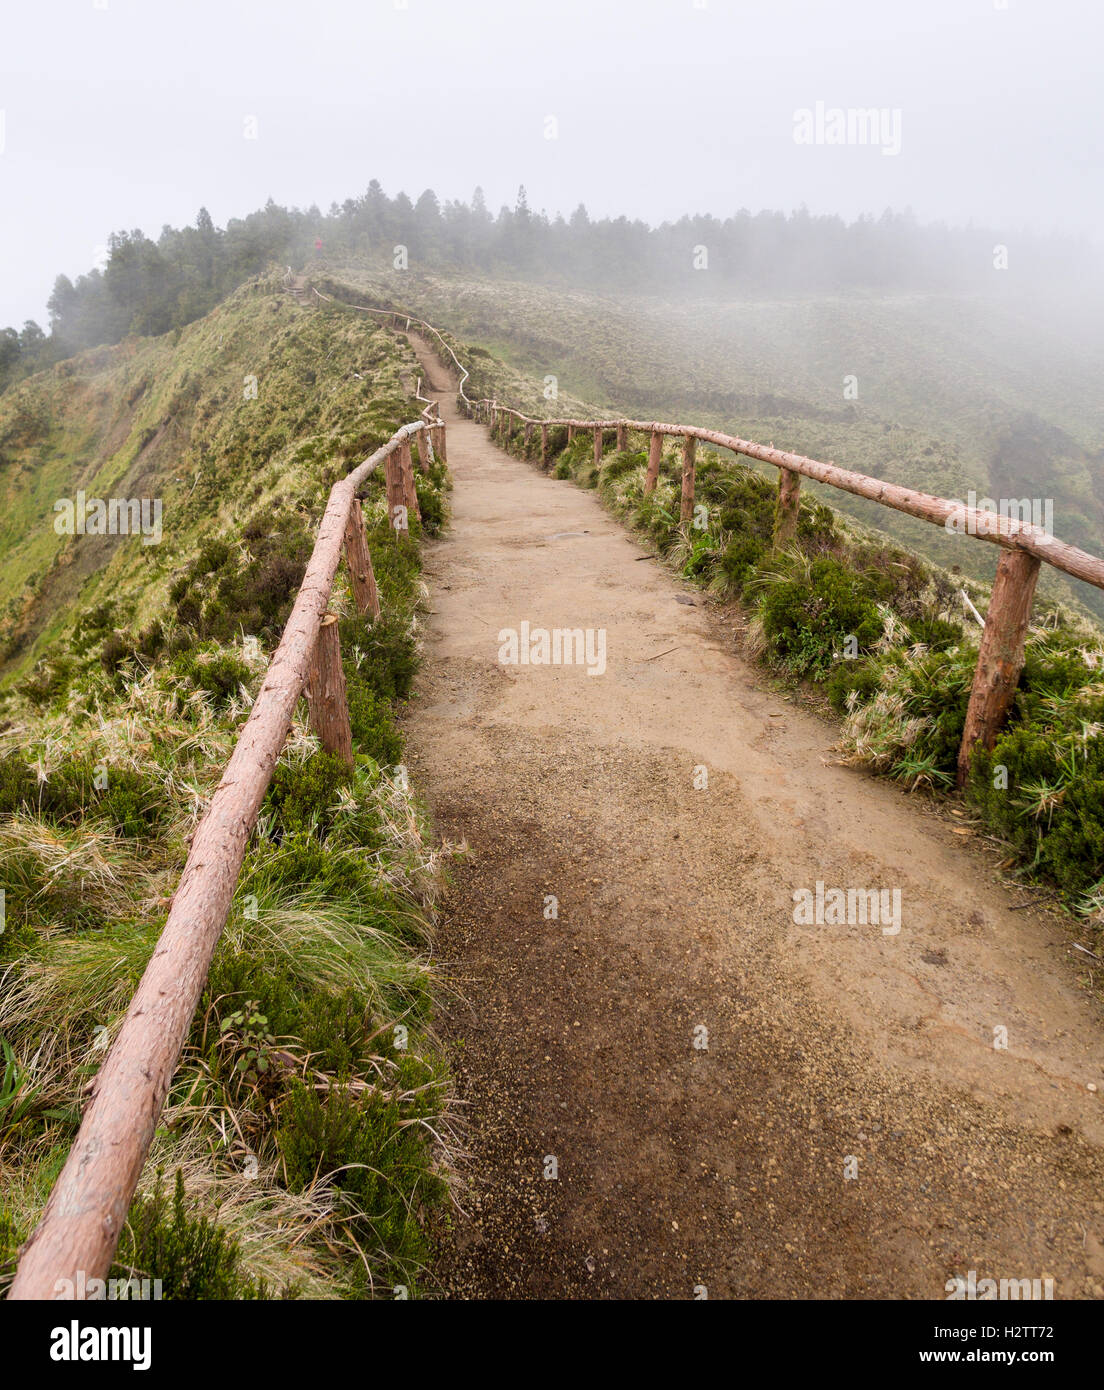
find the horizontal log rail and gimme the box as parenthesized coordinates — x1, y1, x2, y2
(469, 399, 1104, 784)
(8, 415, 441, 1300)
(473, 406, 1104, 593)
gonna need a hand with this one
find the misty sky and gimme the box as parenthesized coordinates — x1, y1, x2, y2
(0, 0, 1100, 327)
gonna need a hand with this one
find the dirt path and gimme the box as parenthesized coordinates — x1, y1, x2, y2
(403, 335, 1104, 1300)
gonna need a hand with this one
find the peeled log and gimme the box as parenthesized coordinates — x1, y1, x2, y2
(306, 614, 354, 768)
(680, 435, 696, 522)
(957, 550, 1041, 786)
(644, 430, 662, 497)
(400, 439, 421, 522)
(386, 449, 408, 534)
(343, 499, 381, 621)
(774, 468, 801, 546)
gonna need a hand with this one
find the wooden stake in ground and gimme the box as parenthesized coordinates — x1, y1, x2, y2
(417, 429, 432, 470)
(306, 614, 354, 768)
(400, 438, 421, 521)
(594, 426, 603, 470)
(568, 425, 576, 444)
(956, 550, 1042, 786)
(541, 423, 549, 468)
(680, 434, 696, 522)
(386, 447, 408, 534)
(435, 423, 447, 464)
(774, 467, 801, 547)
(644, 430, 663, 497)
(343, 499, 381, 621)
(616, 422, 628, 451)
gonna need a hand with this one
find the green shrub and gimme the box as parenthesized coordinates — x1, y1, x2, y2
(347, 681, 403, 765)
(757, 555, 882, 680)
(721, 534, 767, 593)
(17, 657, 74, 708)
(112, 1171, 267, 1300)
(173, 649, 253, 709)
(171, 511, 313, 642)
(265, 752, 351, 838)
(276, 1071, 445, 1282)
(0, 754, 163, 837)
(969, 685, 1104, 892)
(602, 449, 646, 482)
(339, 612, 417, 703)
(893, 647, 976, 772)
(907, 616, 963, 651)
(827, 660, 882, 712)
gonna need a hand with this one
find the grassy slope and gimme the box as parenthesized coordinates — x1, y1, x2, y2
(326, 263, 1104, 624)
(0, 272, 456, 1298)
(0, 272, 420, 683)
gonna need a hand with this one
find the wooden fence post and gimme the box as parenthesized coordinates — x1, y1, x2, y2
(680, 434, 696, 522)
(524, 422, 533, 455)
(644, 430, 662, 496)
(343, 499, 381, 621)
(541, 423, 549, 468)
(386, 446, 408, 535)
(568, 425, 576, 444)
(956, 550, 1042, 786)
(400, 438, 421, 521)
(594, 425, 603, 470)
(436, 423, 447, 464)
(417, 428, 432, 470)
(307, 614, 354, 768)
(616, 422, 627, 451)
(774, 468, 801, 547)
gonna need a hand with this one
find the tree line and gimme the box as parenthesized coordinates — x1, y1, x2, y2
(1, 182, 1095, 390)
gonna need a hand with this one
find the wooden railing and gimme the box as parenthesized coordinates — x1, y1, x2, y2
(8, 409, 446, 1299)
(468, 399, 1104, 785)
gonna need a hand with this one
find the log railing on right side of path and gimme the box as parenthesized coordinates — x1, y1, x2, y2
(468, 399, 1104, 786)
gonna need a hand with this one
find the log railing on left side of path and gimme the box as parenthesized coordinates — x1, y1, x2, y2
(8, 380, 445, 1299)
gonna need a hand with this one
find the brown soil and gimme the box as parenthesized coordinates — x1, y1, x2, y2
(403, 334, 1104, 1301)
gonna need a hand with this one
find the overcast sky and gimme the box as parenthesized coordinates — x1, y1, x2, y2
(0, 0, 1100, 327)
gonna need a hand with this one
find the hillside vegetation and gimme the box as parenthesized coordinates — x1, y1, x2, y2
(0, 272, 455, 1297)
